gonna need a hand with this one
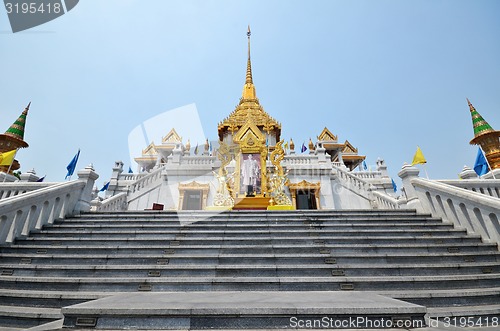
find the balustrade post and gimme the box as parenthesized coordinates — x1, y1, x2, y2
(74, 165, 99, 214)
(398, 163, 424, 212)
(108, 161, 124, 197)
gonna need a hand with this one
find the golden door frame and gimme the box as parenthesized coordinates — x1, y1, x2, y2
(287, 180, 321, 210)
(178, 181, 210, 210)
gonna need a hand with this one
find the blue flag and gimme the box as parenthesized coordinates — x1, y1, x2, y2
(128, 166, 133, 173)
(473, 147, 489, 176)
(100, 181, 110, 192)
(391, 178, 397, 192)
(301, 142, 307, 153)
(363, 161, 367, 171)
(65, 149, 80, 179)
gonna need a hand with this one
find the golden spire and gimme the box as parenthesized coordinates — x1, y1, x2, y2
(217, 26, 281, 141)
(242, 25, 256, 100)
(246, 25, 252, 84)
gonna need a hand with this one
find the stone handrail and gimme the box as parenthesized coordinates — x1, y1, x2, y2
(93, 192, 128, 212)
(412, 178, 500, 248)
(353, 171, 382, 180)
(128, 167, 163, 195)
(118, 173, 146, 181)
(372, 191, 401, 209)
(0, 182, 55, 200)
(0, 181, 85, 244)
(438, 179, 500, 199)
(333, 165, 375, 202)
(182, 156, 216, 165)
(284, 155, 318, 166)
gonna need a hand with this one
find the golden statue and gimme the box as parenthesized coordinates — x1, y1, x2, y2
(268, 140, 292, 206)
(212, 141, 234, 207)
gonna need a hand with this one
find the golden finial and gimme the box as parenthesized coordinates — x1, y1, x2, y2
(185, 139, 191, 152)
(242, 26, 256, 99)
(290, 138, 295, 151)
(308, 138, 315, 151)
(246, 25, 253, 85)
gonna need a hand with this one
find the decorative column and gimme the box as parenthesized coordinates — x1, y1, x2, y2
(19, 169, 40, 182)
(458, 165, 478, 180)
(398, 163, 424, 212)
(107, 161, 123, 197)
(74, 165, 99, 214)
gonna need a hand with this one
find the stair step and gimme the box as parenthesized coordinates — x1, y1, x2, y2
(0, 209, 497, 329)
(0, 304, 62, 319)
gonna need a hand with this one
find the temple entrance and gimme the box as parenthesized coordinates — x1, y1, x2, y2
(182, 190, 202, 210)
(288, 180, 321, 210)
(296, 190, 317, 210)
(178, 182, 210, 211)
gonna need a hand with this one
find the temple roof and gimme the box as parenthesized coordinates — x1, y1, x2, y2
(218, 27, 281, 141)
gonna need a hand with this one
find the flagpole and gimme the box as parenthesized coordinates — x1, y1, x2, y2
(2, 149, 19, 183)
(422, 164, 429, 180)
(479, 146, 497, 179)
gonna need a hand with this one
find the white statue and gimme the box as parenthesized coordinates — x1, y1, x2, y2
(242, 154, 259, 192)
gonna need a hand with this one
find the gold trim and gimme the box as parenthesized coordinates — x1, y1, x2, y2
(162, 128, 182, 144)
(317, 127, 338, 142)
(287, 180, 321, 210)
(178, 181, 210, 210)
(233, 119, 268, 197)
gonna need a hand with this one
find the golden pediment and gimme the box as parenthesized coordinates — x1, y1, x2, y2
(162, 128, 182, 144)
(317, 127, 338, 142)
(342, 140, 358, 154)
(288, 180, 321, 191)
(142, 142, 158, 155)
(233, 119, 265, 148)
(178, 181, 210, 193)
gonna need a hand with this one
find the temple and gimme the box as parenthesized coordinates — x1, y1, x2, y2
(1, 29, 500, 331)
(111, 28, 377, 211)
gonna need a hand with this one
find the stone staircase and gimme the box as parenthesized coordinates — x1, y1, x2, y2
(0, 210, 499, 329)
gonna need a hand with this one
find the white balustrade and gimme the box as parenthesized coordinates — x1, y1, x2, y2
(118, 173, 146, 181)
(333, 165, 375, 203)
(372, 191, 400, 209)
(439, 179, 500, 199)
(0, 181, 86, 244)
(0, 167, 98, 245)
(93, 192, 128, 212)
(284, 155, 317, 166)
(182, 156, 216, 165)
(353, 171, 382, 180)
(129, 168, 163, 194)
(412, 178, 500, 249)
(0, 183, 54, 200)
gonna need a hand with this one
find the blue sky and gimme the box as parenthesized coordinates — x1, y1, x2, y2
(1, 0, 499, 187)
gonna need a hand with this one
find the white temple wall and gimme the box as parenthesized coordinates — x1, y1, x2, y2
(330, 177, 373, 210)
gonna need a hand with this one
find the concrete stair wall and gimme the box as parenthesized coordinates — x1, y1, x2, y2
(0, 210, 499, 328)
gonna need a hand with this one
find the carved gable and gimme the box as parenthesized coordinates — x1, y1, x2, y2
(162, 128, 182, 144)
(317, 127, 338, 142)
(142, 142, 158, 156)
(342, 140, 358, 154)
(233, 119, 265, 150)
